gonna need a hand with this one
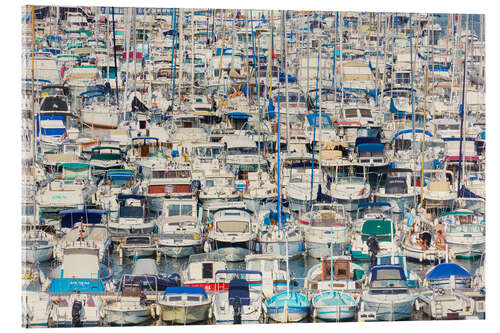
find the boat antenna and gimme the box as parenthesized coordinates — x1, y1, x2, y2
(420, 67, 429, 208)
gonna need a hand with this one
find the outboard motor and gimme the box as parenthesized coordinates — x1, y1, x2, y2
(232, 296, 242, 324)
(366, 235, 380, 267)
(71, 300, 83, 327)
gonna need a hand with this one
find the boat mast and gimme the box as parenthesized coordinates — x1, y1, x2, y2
(177, 8, 184, 107)
(409, 13, 415, 156)
(249, 10, 261, 173)
(191, 10, 195, 98)
(457, 15, 468, 195)
(169, 8, 178, 111)
(132, 8, 137, 97)
(30, 5, 37, 227)
(106, 6, 110, 106)
(309, 51, 320, 209)
(420, 67, 429, 208)
(282, 10, 290, 146)
(111, 7, 120, 108)
(122, 8, 131, 114)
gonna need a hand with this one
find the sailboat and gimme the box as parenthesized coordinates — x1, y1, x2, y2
(311, 229, 358, 321)
(263, 88, 310, 323)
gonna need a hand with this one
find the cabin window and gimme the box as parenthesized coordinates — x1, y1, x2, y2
(344, 109, 358, 118)
(395, 72, 410, 85)
(375, 269, 403, 280)
(202, 263, 213, 279)
(139, 120, 147, 129)
(187, 296, 200, 302)
(360, 109, 372, 118)
(168, 296, 182, 302)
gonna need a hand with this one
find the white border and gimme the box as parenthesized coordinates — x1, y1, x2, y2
(4, 1, 498, 333)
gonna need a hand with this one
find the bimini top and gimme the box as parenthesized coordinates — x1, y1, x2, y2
(58, 162, 90, 169)
(392, 129, 433, 143)
(370, 265, 406, 282)
(163, 286, 207, 298)
(117, 194, 146, 201)
(226, 112, 251, 119)
(425, 263, 471, 281)
(58, 209, 107, 228)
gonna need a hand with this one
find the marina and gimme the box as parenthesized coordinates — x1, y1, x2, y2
(21, 6, 485, 327)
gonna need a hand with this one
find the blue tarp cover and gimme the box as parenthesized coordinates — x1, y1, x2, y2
(229, 279, 250, 305)
(425, 263, 471, 280)
(49, 278, 105, 294)
(163, 286, 207, 297)
(357, 143, 384, 153)
(227, 112, 250, 119)
(40, 128, 66, 136)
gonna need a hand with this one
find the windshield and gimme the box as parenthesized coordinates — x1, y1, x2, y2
(168, 204, 194, 216)
(227, 147, 257, 155)
(216, 221, 249, 233)
(119, 206, 144, 218)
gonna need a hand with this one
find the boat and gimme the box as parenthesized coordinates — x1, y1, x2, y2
(376, 254, 420, 288)
(263, 290, 310, 323)
(359, 265, 416, 321)
(180, 253, 228, 292)
(418, 263, 482, 320)
(103, 276, 152, 326)
(305, 255, 365, 291)
(374, 168, 419, 215)
(206, 207, 256, 262)
(120, 235, 156, 259)
(37, 162, 97, 223)
(89, 146, 124, 175)
(255, 208, 304, 259)
(328, 171, 371, 212)
(349, 217, 397, 263)
(158, 286, 211, 324)
(22, 228, 56, 263)
(436, 210, 485, 259)
(109, 194, 155, 235)
(421, 170, 457, 210)
(312, 291, 357, 322)
(212, 270, 264, 323)
(423, 262, 472, 290)
(55, 209, 112, 264)
(299, 203, 350, 259)
(400, 230, 446, 264)
(157, 199, 203, 258)
(244, 254, 292, 297)
(46, 246, 109, 327)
